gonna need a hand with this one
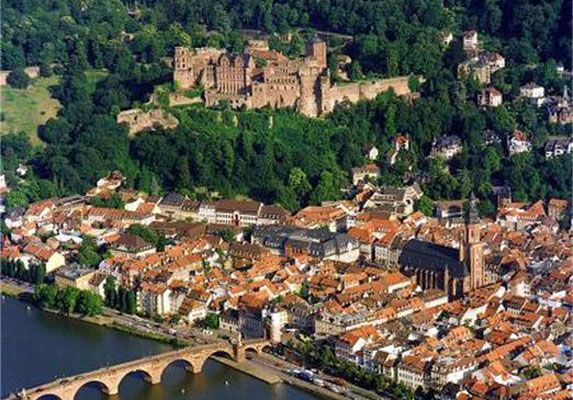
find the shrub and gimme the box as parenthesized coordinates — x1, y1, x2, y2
(7, 68, 30, 89)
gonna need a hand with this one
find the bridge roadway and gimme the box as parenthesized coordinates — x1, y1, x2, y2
(7, 339, 270, 400)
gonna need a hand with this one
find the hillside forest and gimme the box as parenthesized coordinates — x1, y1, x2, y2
(1, 0, 571, 214)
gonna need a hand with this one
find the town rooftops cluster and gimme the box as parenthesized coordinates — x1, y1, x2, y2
(1, 170, 571, 396)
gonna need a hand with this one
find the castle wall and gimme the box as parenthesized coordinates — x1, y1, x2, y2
(321, 76, 412, 114)
(204, 92, 252, 109)
(250, 82, 300, 109)
(320, 82, 361, 114)
(169, 93, 202, 107)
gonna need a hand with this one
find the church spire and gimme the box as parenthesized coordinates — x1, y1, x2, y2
(463, 192, 485, 291)
(466, 192, 479, 225)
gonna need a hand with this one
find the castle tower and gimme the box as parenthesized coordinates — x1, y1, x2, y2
(297, 65, 320, 117)
(306, 36, 327, 71)
(173, 47, 193, 89)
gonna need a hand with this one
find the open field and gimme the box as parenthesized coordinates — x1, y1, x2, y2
(85, 69, 109, 95)
(0, 69, 108, 146)
(0, 76, 61, 146)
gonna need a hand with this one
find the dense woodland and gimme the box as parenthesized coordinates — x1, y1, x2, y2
(1, 0, 572, 214)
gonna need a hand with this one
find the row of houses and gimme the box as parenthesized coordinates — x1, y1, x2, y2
(1, 166, 571, 397)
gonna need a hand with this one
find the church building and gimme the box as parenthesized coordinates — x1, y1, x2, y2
(398, 197, 485, 299)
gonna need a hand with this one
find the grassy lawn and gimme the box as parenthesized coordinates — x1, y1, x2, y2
(0, 69, 108, 146)
(85, 69, 109, 95)
(0, 75, 61, 146)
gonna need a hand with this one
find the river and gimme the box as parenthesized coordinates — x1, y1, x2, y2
(1, 297, 318, 400)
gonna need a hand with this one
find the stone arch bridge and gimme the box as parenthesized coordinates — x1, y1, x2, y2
(9, 339, 270, 400)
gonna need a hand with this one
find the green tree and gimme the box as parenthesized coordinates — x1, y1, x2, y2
(219, 228, 235, 243)
(288, 167, 311, 200)
(117, 286, 128, 312)
(415, 196, 435, 216)
(126, 290, 137, 315)
(478, 199, 496, 217)
(57, 287, 79, 315)
(33, 263, 46, 286)
(103, 276, 118, 308)
(39, 44, 55, 77)
(408, 75, 420, 92)
(14, 260, 27, 281)
(76, 290, 103, 316)
(7, 69, 30, 89)
(320, 346, 336, 367)
(483, 146, 502, 174)
(203, 313, 220, 329)
(298, 281, 310, 299)
(77, 239, 101, 268)
(5, 190, 29, 210)
(89, 194, 125, 209)
(35, 284, 59, 309)
(311, 172, 340, 205)
(491, 106, 517, 135)
(348, 60, 364, 80)
(0, 220, 11, 237)
(128, 224, 164, 251)
(458, 169, 473, 199)
(2, 259, 15, 278)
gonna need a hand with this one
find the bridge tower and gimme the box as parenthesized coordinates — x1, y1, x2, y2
(233, 332, 246, 363)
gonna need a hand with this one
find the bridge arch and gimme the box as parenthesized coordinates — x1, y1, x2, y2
(35, 395, 62, 400)
(192, 348, 236, 374)
(244, 346, 260, 358)
(206, 348, 235, 361)
(73, 379, 112, 399)
(118, 367, 158, 388)
(18, 341, 271, 399)
(244, 343, 271, 356)
(160, 357, 195, 379)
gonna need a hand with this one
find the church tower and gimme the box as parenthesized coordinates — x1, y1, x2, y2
(460, 194, 485, 290)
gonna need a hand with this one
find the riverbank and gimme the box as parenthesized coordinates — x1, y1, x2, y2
(283, 376, 350, 400)
(212, 356, 348, 400)
(212, 356, 282, 384)
(1, 280, 366, 400)
(107, 321, 187, 347)
(3, 296, 319, 400)
(1, 280, 185, 345)
(0, 281, 30, 298)
(1, 281, 292, 393)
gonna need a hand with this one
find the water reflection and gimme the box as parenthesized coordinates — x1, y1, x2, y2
(1, 297, 316, 400)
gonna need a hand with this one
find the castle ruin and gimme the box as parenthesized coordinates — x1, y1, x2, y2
(173, 38, 413, 117)
(116, 108, 179, 135)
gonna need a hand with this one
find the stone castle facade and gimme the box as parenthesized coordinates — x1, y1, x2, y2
(173, 39, 413, 117)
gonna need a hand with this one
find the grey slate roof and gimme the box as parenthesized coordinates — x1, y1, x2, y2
(252, 225, 358, 257)
(398, 239, 469, 279)
(160, 192, 186, 207)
